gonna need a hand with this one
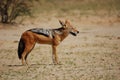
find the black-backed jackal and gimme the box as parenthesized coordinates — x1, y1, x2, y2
(18, 20, 79, 65)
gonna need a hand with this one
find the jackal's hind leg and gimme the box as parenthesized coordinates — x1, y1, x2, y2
(21, 52, 26, 65)
(21, 42, 35, 65)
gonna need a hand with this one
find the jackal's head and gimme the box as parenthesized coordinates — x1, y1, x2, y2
(59, 20, 79, 36)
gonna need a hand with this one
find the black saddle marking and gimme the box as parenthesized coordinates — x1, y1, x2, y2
(28, 27, 64, 38)
(28, 28, 51, 37)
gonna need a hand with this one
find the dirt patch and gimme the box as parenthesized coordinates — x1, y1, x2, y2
(0, 18, 120, 80)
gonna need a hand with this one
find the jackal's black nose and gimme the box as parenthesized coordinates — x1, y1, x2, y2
(77, 31, 79, 33)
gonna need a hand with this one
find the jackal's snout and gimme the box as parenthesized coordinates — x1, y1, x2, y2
(70, 28, 79, 36)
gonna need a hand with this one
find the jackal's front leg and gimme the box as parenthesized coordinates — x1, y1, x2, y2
(52, 45, 59, 64)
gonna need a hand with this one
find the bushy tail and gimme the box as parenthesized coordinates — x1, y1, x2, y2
(18, 38, 25, 59)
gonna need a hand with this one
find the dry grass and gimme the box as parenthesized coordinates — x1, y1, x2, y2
(30, 0, 120, 18)
(0, 22, 120, 80)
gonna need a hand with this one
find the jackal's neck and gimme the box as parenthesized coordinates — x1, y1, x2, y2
(59, 30, 69, 41)
(53, 27, 69, 41)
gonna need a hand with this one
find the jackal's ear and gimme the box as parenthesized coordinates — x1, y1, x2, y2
(65, 20, 70, 24)
(59, 20, 65, 26)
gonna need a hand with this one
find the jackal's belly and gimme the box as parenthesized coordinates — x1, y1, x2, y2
(34, 33, 53, 44)
(22, 31, 53, 45)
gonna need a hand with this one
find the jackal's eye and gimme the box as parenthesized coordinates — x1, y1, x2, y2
(70, 27, 74, 30)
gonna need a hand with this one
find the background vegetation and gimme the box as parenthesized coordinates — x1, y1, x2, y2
(0, 0, 120, 23)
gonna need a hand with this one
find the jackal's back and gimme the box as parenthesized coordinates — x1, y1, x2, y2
(28, 28, 52, 37)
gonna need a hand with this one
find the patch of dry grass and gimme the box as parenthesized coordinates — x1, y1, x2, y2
(32, 0, 120, 16)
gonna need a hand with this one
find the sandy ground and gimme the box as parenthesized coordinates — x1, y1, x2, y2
(0, 18, 120, 80)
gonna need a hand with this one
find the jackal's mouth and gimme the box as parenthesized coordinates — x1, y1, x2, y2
(70, 32, 77, 36)
(70, 31, 79, 36)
